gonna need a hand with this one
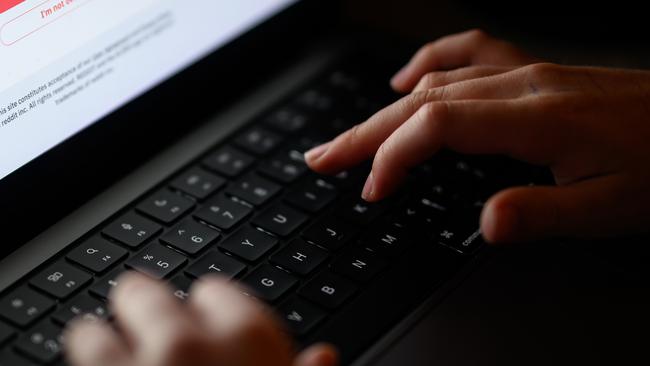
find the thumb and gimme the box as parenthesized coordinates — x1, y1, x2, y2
(293, 344, 339, 366)
(480, 175, 642, 243)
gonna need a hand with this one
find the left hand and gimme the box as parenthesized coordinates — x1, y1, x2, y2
(64, 273, 337, 366)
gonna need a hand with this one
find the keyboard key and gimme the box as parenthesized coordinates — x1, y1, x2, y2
(89, 268, 126, 299)
(52, 294, 109, 325)
(14, 321, 63, 364)
(169, 275, 193, 301)
(219, 227, 278, 262)
(0, 350, 36, 366)
(284, 179, 338, 213)
(0, 322, 15, 346)
(252, 204, 308, 237)
(302, 217, 355, 251)
(258, 149, 308, 183)
(242, 265, 298, 302)
(194, 196, 252, 230)
(334, 196, 387, 225)
(436, 225, 484, 255)
(316, 166, 368, 191)
(330, 249, 387, 282)
(185, 251, 246, 279)
(265, 107, 311, 133)
(0, 287, 55, 327)
(360, 226, 411, 257)
(170, 167, 226, 200)
(137, 190, 195, 224)
(66, 237, 127, 273)
(298, 272, 357, 310)
(234, 126, 283, 155)
(270, 239, 329, 276)
(226, 175, 281, 206)
(102, 212, 162, 248)
(160, 219, 220, 255)
(203, 146, 254, 178)
(277, 297, 326, 336)
(30, 262, 92, 299)
(126, 244, 187, 280)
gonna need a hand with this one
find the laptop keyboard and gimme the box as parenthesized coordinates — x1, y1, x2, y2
(0, 60, 546, 365)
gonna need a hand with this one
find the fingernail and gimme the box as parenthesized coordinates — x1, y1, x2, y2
(361, 172, 375, 201)
(304, 142, 331, 163)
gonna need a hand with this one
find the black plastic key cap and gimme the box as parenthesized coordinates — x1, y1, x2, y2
(0, 322, 15, 346)
(334, 196, 387, 225)
(302, 218, 355, 251)
(89, 268, 126, 299)
(234, 126, 283, 155)
(219, 227, 278, 262)
(242, 265, 298, 302)
(252, 204, 308, 237)
(160, 219, 220, 255)
(185, 251, 246, 279)
(66, 237, 127, 273)
(0, 287, 55, 327)
(265, 107, 311, 133)
(330, 249, 387, 283)
(126, 244, 187, 280)
(102, 213, 162, 248)
(277, 297, 326, 336)
(170, 167, 226, 200)
(52, 294, 109, 325)
(194, 196, 252, 231)
(226, 175, 281, 206)
(137, 190, 195, 224)
(258, 149, 308, 183)
(203, 146, 254, 178)
(14, 321, 63, 364)
(360, 226, 410, 257)
(298, 272, 357, 310)
(0, 350, 35, 366)
(30, 262, 92, 299)
(270, 239, 329, 276)
(284, 179, 338, 213)
(436, 225, 484, 255)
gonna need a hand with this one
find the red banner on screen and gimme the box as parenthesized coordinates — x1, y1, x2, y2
(0, 0, 25, 14)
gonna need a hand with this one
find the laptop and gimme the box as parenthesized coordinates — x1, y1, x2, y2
(2, 1, 645, 365)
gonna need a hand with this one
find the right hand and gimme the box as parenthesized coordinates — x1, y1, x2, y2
(306, 30, 650, 244)
(390, 29, 539, 93)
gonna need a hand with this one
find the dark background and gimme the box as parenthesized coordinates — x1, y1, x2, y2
(344, 0, 649, 68)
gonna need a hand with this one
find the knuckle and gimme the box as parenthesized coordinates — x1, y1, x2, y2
(466, 28, 489, 42)
(420, 72, 441, 88)
(525, 62, 560, 82)
(419, 102, 449, 131)
(425, 84, 450, 101)
(344, 123, 364, 144)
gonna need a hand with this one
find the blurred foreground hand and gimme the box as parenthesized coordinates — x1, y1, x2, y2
(65, 273, 337, 366)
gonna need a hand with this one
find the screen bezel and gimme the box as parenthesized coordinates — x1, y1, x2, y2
(0, 0, 337, 258)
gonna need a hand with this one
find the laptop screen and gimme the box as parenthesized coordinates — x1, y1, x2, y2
(0, 0, 298, 181)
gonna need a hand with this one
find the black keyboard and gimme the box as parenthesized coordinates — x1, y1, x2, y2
(0, 60, 547, 365)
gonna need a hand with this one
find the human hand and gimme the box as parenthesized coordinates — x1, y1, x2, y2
(305, 30, 650, 244)
(390, 29, 539, 93)
(65, 273, 337, 366)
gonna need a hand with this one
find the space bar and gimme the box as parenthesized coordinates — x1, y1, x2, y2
(305, 243, 465, 364)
